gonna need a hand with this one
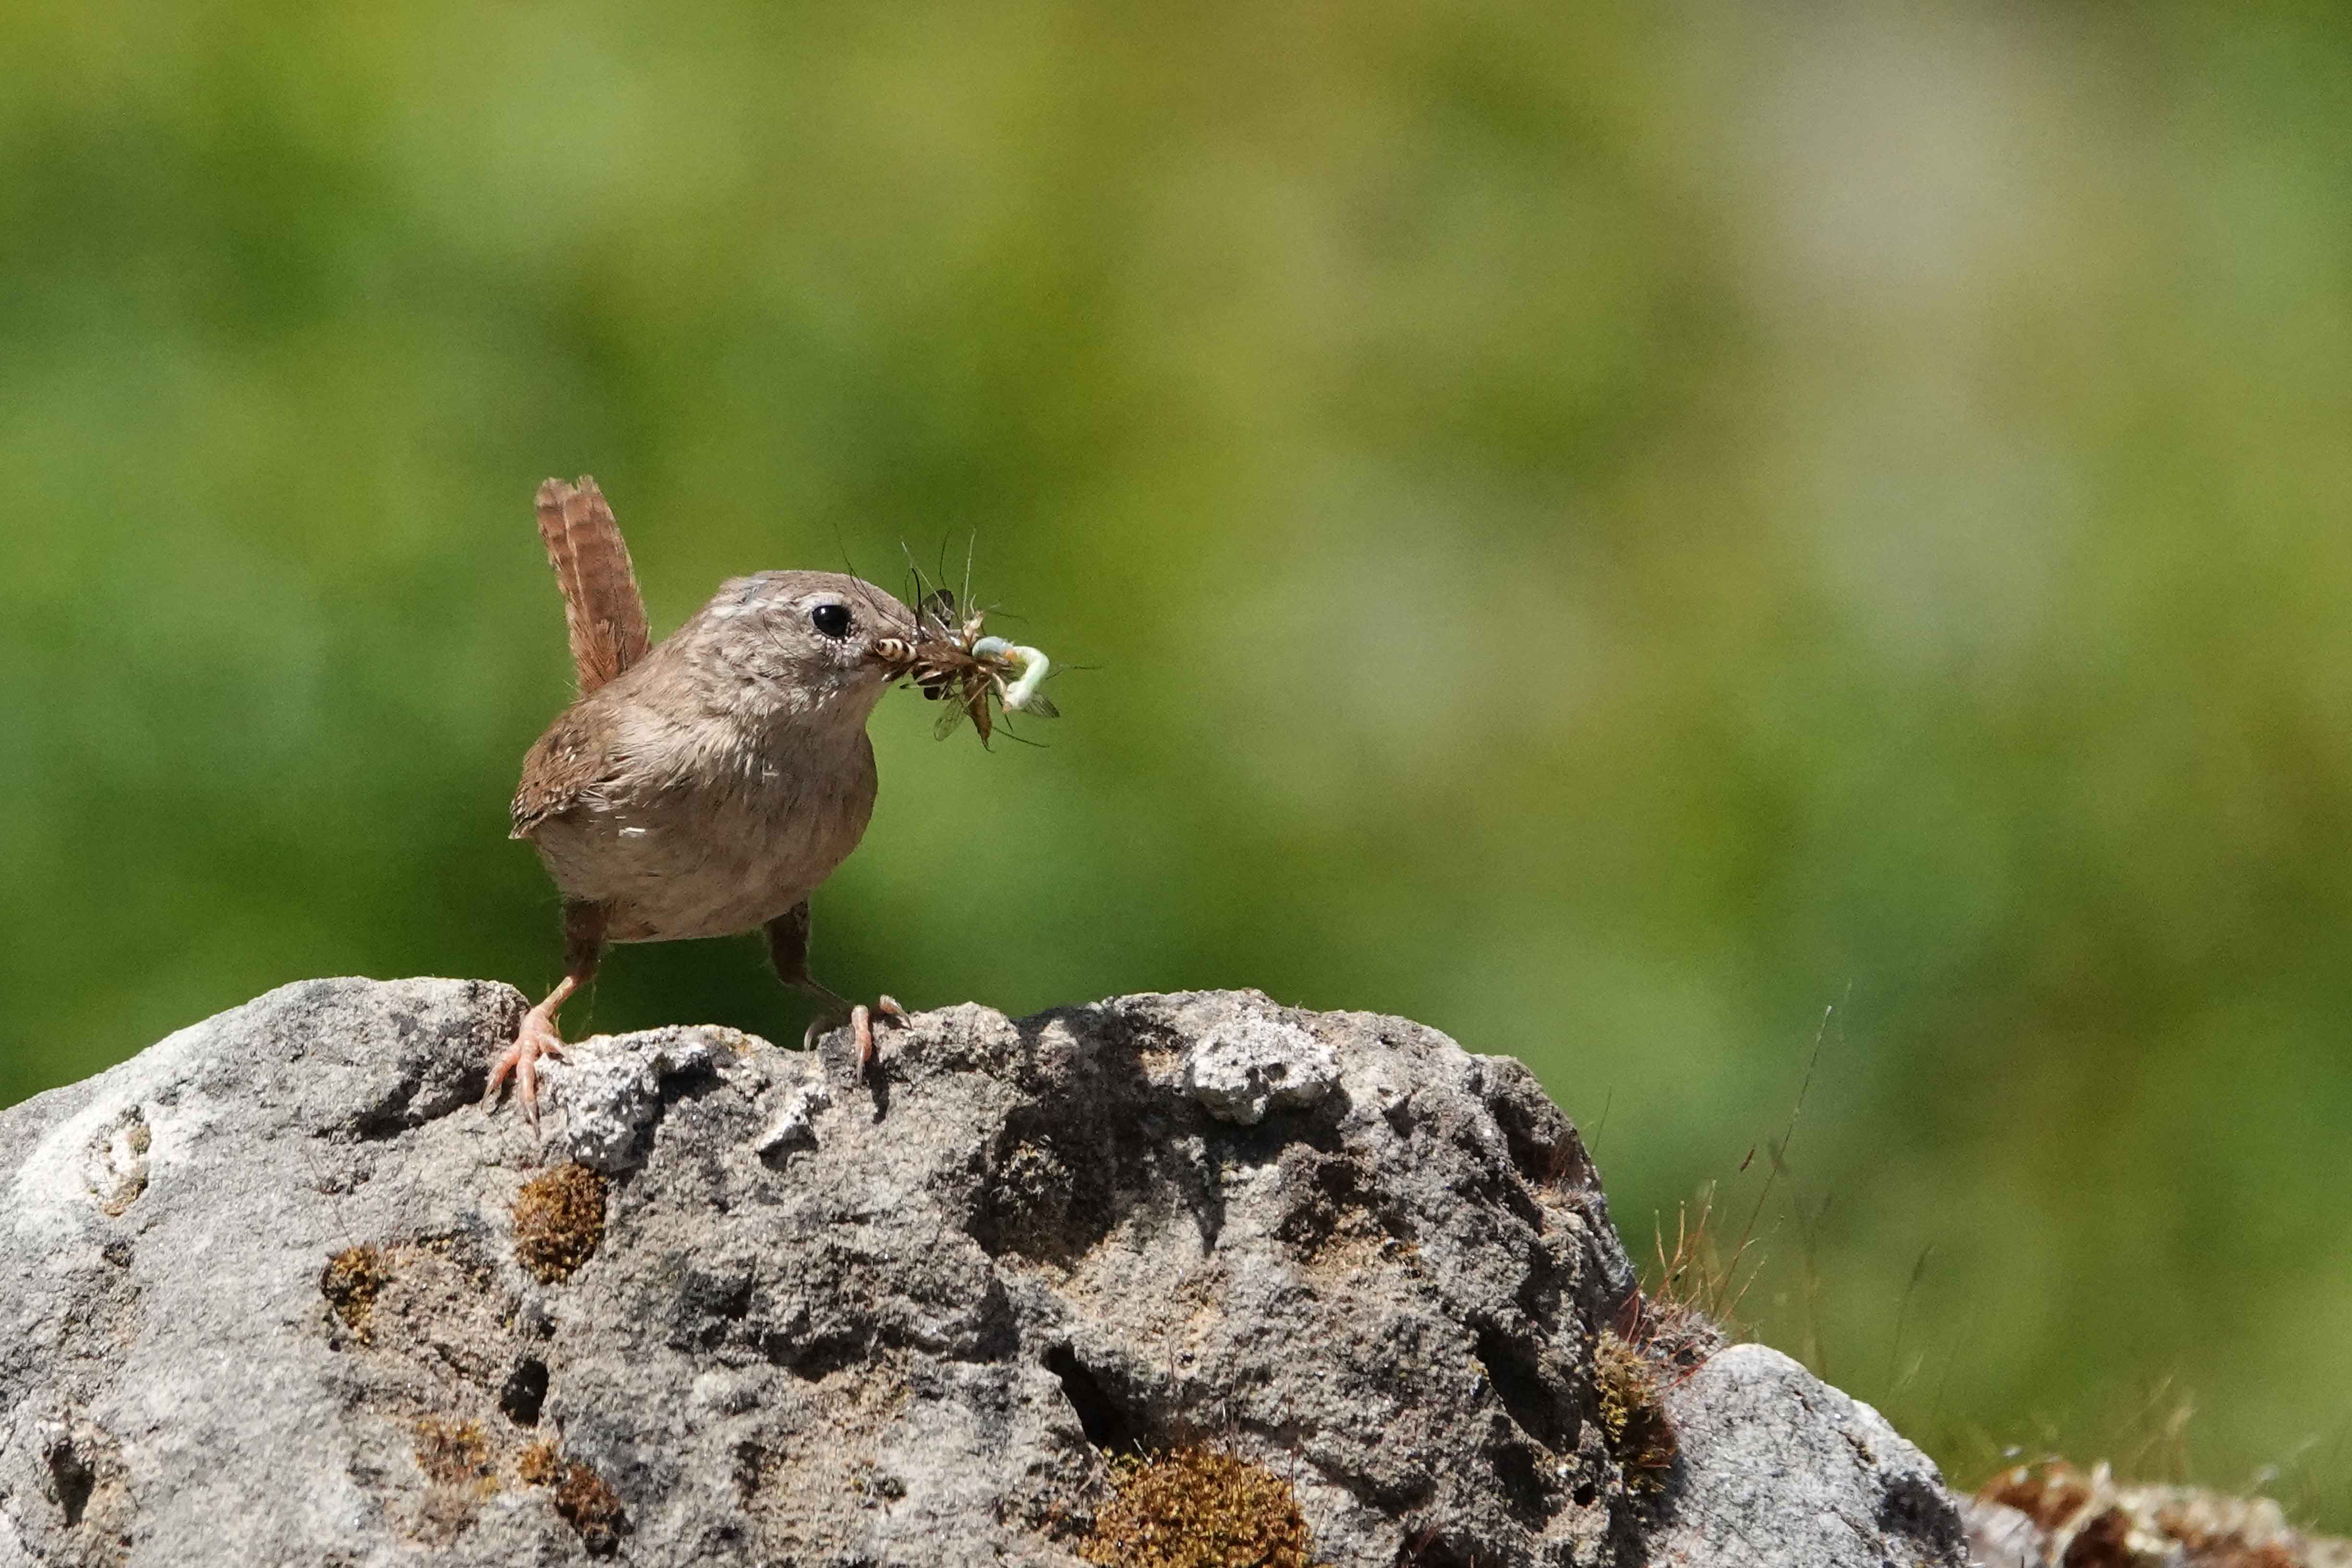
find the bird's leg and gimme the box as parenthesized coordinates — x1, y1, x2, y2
(766, 900, 906, 1081)
(489, 900, 606, 1130)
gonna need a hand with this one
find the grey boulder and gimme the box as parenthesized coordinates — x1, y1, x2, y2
(1644, 1343, 1968, 1567)
(0, 978, 1969, 1566)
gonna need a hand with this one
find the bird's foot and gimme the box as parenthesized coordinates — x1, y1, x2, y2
(486, 1002, 570, 1131)
(808, 994, 909, 1082)
(855, 995, 910, 1082)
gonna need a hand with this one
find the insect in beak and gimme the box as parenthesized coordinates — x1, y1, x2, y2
(869, 614, 1058, 745)
(971, 637, 1051, 712)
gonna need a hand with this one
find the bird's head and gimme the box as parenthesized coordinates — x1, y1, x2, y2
(674, 570, 920, 724)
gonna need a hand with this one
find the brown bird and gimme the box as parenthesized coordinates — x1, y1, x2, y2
(490, 477, 919, 1126)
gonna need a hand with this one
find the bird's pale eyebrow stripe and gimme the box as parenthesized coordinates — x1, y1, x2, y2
(709, 579, 781, 619)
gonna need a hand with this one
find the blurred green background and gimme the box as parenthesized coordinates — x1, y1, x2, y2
(5, 0, 2350, 1524)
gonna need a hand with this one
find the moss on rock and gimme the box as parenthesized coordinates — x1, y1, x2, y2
(513, 1163, 605, 1284)
(1081, 1447, 1323, 1568)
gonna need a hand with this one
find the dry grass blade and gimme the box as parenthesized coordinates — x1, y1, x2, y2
(1620, 992, 1846, 1372)
(1623, 1185, 1742, 1370)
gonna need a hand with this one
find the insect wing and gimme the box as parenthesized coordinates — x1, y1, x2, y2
(967, 682, 994, 745)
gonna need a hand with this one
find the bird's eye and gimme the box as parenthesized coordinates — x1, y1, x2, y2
(810, 603, 852, 639)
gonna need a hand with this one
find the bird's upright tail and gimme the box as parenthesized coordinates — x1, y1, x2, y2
(535, 476, 652, 694)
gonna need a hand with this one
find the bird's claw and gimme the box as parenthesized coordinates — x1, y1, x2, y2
(806, 995, 909, 1082)
(859, 994, 912, 1081)
(486, 1009, 568, 1132)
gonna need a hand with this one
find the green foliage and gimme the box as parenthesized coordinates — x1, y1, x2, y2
(4, 0, 2350, 1529)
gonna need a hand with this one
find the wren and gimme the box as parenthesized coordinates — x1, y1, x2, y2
(490, 477, 919, 1126)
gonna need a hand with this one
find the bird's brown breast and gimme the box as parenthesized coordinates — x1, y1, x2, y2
(523, 715, 879, 943)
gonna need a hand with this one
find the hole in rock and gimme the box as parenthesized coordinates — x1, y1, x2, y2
(47, 1439, 93, 1528)
(1044, 1345, 1139, 1453)
(501, 1359, 550, 1426)
(1475, 1327, 1573, 1452)
(1491, 1440, 1552, 1526)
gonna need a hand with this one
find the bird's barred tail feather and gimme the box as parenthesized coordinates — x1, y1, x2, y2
(535, 476, 651, 694)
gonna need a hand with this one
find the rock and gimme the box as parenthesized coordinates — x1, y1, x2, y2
(751, 1079, 831, 1157)
(1644, 1343, 1968, 1567)
(1969, 1460, 2352, 1568)
(1962, 1498, 2054, 1568)
(535, 1026, 727, 1175)
(0, 977, 1971, 1567)
(1180, 1007, 1340, 1125)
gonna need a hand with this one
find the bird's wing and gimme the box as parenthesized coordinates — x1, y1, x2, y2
(510, 708, 613, 840)
(536, 476, 651, 695)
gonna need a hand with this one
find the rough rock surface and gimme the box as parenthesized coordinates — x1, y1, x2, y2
(1644, 1344, 1967, 1566)
(0, 979, 1970, 1566)
(1964, 1461, 2352, 1568)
